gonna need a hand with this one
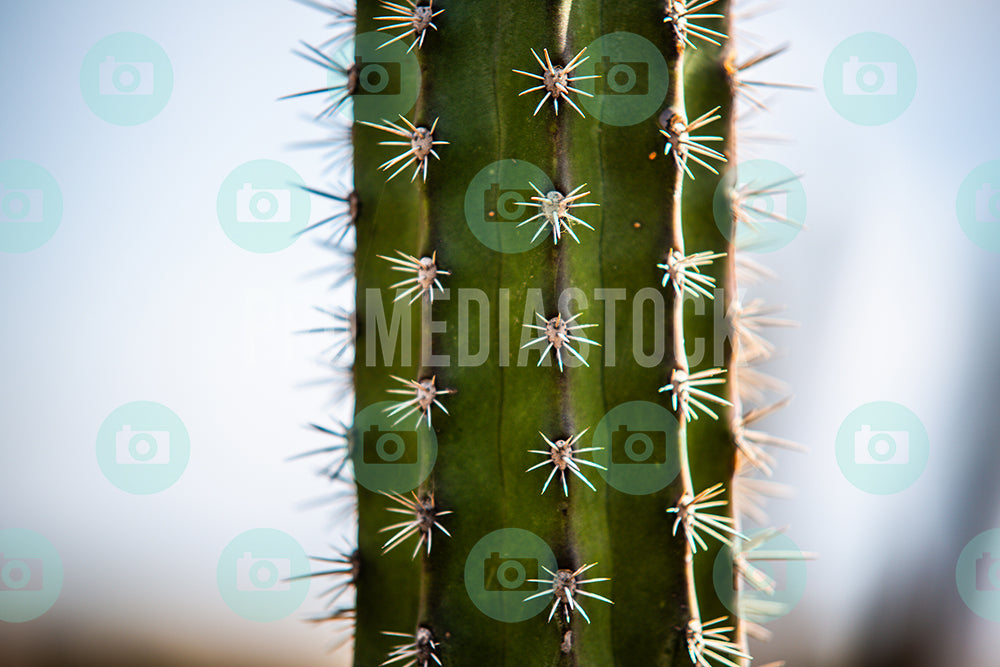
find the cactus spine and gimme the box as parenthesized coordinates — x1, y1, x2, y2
(293, 1, 799, 665)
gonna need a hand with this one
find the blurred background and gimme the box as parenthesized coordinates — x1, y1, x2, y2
(1, 0, 998, 665)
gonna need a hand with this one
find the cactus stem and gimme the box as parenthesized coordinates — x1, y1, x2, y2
(520, 311, 600, 373)
(379, 250, 450, 304)
(658, 248, 726, 300)
(667, 483, 744, 554)
(659, 367, 732, 421)
(664, 0, 727, 50)
(524, 563, 614, 624)
(385, 375, 454, 427)
(516, 182, 599, 245)
(379, 491, 453, 559)
(358, 116, 447, 182)
(660, 106, 727, 179)
(512, 47, 598, 117)
(375, 0, 444, 52)
(381, 626, 442, 667)
(526, 428, 606, 496)
(686, 616, 750, 667)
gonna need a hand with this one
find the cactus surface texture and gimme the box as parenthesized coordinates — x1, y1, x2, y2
(293, 1, 801, 665)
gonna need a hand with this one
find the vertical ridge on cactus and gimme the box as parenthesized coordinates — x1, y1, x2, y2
(287, 0, 806, 664)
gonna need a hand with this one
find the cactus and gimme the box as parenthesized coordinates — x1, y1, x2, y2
(290, 1, 802, 665)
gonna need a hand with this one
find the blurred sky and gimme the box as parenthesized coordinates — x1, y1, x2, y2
(1, 0, 999, 665)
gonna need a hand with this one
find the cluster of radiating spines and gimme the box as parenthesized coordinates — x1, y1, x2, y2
(513, 47, 597, 117)
(299, 186, 359, 245)
(381, 626, 441, 667)
(281, 40, 355, 120)
(660, 367, 732, 422)
(359, 116, 447, 182)
(660, 107, 727, 179)
(385, 375, 454, 427)
(728, 171, 803, 250)
(727, 46, 810, 111)
(375, 0, 443, 52)
(296, 0, 355, 49)
(379, 250, 450, 304)
(521, 311, 600, 372)
(668, 483, 744, 554)
(289, 419, 353, 482)
(524, 563, 613, 624)
(517, 182, 598, 245)
(379, 491, 452, 559)
(301, 305, 356, 364)
(659, 248, 726, 301)
(526, 428, 606, 496)
(686, 616, 751, 667)
(664, 0, 726, 49)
